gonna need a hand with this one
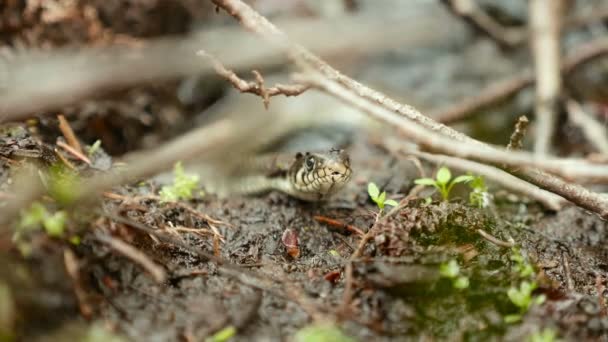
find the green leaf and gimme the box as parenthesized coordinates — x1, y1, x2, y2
(453, 276, 469, 289)
(436, 167, 451, 185)
(534, 294, 546, 305)
(43, 211, 66, 237)
(504, 314, 522, 324)
(159, 161, 200, 202)
(507, 286, 527, 308)
(384, 199, 399, 207)
(452, 175, 474, 184)
(414, 178, 437, 186)
(378, 191, 386, 204)
(439, 259, 460, 278)
(206, 326, 236, 342)
(367, 182, 380, 200)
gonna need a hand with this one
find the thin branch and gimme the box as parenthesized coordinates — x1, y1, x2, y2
(57, 114, 83, 155)
(566, 100, 608, 154)
(431, 37, 608, 124)
(476, 229, 515, 248)
(95, 232, 167, 283)
(198, 51, 309, 108)
(296, 72, 608, 183)
(446, 0, 526, 47)
(530, 0, 564, 155)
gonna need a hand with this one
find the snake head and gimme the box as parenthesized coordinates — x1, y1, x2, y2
(290, 148, 352, 200)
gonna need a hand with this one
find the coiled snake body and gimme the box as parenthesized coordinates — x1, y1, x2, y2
(209, 148, 352, 201)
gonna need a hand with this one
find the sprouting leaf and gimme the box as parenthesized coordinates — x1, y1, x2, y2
(206, 325, 236, 342)
(87, 139, 102, 156)
(452, 175, 474, 184)
(377, 191, 386, 205)
(43, 211, 66, 237)
(436, 167, 451, 185)
(453, 276, 470, 289)
(159, 161, 200, 202)
(384, 199, 399, 207)
(367, 182, 380, 199)
(439, 259, 460, 279)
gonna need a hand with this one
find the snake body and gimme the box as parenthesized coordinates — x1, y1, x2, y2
(208, 148, 352, 201)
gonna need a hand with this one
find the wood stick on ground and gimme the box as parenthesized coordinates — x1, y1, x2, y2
(566, 100, 608, 154)
(95, 232, 167, 283)
(57, 114, 83, 155)
(431, 38, 608, 124)
(530, 0, 564, 155)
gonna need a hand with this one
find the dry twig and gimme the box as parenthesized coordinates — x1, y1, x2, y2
(95, 232, 167, 283)
(566, 100, 608, 154)
(431, 38, 608, 124)
(198, 51, 309, 108)
(530, 0, 564, 155)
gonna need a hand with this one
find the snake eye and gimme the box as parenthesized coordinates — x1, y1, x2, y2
(305, 156, 315, 171)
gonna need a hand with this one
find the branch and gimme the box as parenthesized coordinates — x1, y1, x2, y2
(530, 0, 564, 155)
(431, 37, 608, 124)
(566, 100, 608, 154)
(198, 51, 309, 108)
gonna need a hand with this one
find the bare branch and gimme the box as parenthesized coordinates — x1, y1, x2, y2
(530, 0, 564, 155)
(431, 38, 608, 124)
(198, 51, 309, 108)
(566, 100, 608, 154)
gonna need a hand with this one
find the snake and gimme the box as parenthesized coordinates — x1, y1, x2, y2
(207, 148, 352, 201)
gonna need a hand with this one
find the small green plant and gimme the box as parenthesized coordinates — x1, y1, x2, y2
(18, 202, 67, 238)
(45, 164, 81, 205)
(505, 280, 545, 323)
(205, 325, 236, 342)
(367, 182, 398, 210)
(511, 247, 535, 278)
(414, 166, 473, 201)
(439, 259, 469, 290)
(528, 328, 559, 342)
(294, 324, 356, 342)
(159, 161, 200, 202)
(467, 174, 491, 208)
(87, 139, 102, 156)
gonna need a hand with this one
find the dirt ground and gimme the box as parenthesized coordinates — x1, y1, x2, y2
(1, 1, 608, 341)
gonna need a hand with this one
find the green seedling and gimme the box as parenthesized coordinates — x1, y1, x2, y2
(45, 163, 81, 205)
(19, 202, 67, 238)
(511, 247, 535, 279)
(528, 328, 559, 342)
(439, 259, 470, 290)
(367, 182, 398, 210)
(467, 174, 491, 208)
(505, 280, 546, 323)
(87, 139, 102, 156)
(159, 161, 200, 202)
(294, 324, 356, 342)
(414, 166, 473, 201)
(205, 325, 236, 342)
